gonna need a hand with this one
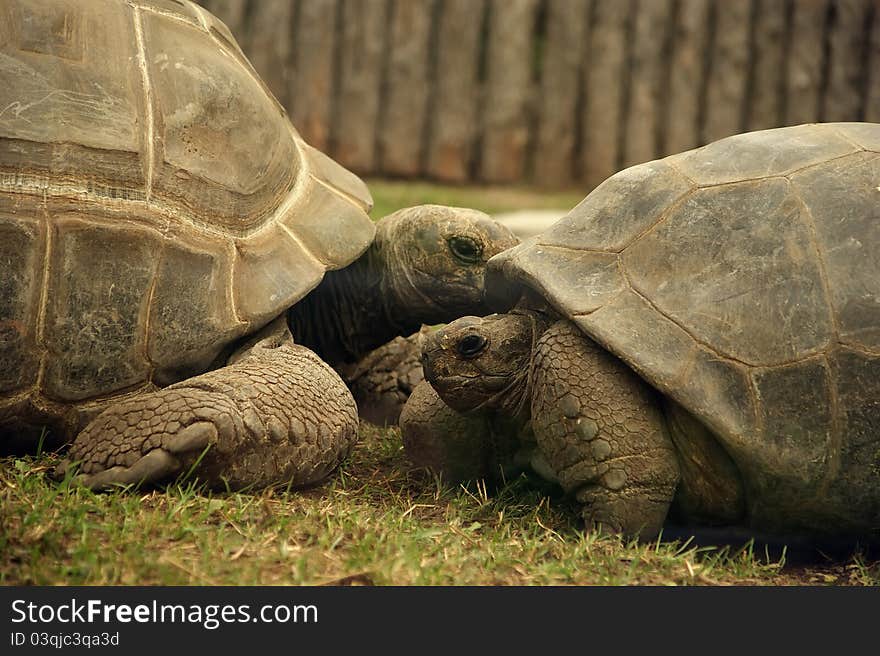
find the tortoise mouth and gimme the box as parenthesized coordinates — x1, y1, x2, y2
(423, 372, 514, 414)
(410, 267, 488, 314)
(427, 371, 513, 390)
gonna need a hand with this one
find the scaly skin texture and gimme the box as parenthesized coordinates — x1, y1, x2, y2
(531, 321, 679, 538)
(399, 380, 495, 481)
(57, 334, 357, 491)
(338, 329, 428, 426)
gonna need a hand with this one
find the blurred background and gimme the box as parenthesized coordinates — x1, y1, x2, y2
(195, 0, 878, 199)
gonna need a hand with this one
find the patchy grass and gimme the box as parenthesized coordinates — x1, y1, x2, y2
(366, 178, 584, 219)
(2, 424, 876, 586)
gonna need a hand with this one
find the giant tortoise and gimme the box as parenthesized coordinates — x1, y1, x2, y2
(0, 0, 516, 489)
(409, 122, 880, 543)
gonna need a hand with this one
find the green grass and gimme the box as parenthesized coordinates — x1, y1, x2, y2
(366, 178, 584, 219)
(2, 180, 877, 586)
(2, 424, 877, 586)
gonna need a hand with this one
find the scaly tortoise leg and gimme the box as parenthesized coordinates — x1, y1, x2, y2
(339, 327, 429, 427)
(400, 379, 540, 484)
(56, 318, 358, 491)
(530, 321, 680, 539)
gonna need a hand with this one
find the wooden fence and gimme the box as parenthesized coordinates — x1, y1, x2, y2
(197, 0, 880, 189)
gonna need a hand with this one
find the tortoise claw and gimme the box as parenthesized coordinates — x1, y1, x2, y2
(73, 449, 182, 490)
(163, 421, 216, 454)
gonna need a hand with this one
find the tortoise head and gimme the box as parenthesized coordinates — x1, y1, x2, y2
(421, 312, 544, 416)
(376, 205, 519, 326)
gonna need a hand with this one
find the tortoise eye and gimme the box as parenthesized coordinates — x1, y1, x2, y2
(457, 333, 487, 358)
(448, 236, 483, 263)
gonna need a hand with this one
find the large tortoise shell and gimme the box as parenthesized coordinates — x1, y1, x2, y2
(0, 0, 372, 432)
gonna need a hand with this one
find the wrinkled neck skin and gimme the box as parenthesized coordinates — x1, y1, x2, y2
(286, 219, 420, 365)
(480, 309, 557, 481)
(500, 296, 562, 421)
(483, 310, 548, 423)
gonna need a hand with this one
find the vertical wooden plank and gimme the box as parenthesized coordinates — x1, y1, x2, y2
(245, 1, 295, 108)
(533, 0, 589, 187)
(746, 0, 787, 131)
(332, 0, 387, 173)
(823, 0, 871, 121)
(784, 0, 827, 126)
(289, 0, 338, 150)
(378, 0, 433, 177)
(867, 2, 880, 122)
(479, 0, 540, 184)
(425, 0, 485, 183)
(581, 0, 630, 188)
(703, 0, 751, 143)
(623, 0, 674, 168)
(666, 0, 711, 155)
(200, 0, 247, 40)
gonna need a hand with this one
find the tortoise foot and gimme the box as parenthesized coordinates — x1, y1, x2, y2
(56, 344, 358, 491)
(54, 388, 241, 490)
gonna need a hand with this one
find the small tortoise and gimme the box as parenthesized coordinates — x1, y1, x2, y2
(0, 0, 515, 489)
(408, 123, 880, 543)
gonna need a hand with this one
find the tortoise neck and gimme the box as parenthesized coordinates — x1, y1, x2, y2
(480, 311, 548, 423)
(287, 224, 417, 364)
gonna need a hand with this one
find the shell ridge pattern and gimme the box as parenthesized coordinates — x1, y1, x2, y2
(786, 181, 842, 342)
(307, 173, 369, 224)
(836, 341, 880, 357)
(133, 0, 280, 110)
(276, 222, 324, 270)
(690, 174, 791, 191)
(531, 242, 619, 256)
(0, 2, 305, 241)
(185, 1, 213, 31)
(747, 352, 842, 502)
(783, 149, 875, 182)
(583, 277, 844, 373)
(34, 207, 52, 392)
(826, 125, 870, 153)
(127, 1, 200, 25)
(616, 186, 697, 254)
(140, 240, 167, 382)
(255, 133, 337, 272)
(0, 173, 306, 242)
(131, 5, 156, 201)
(619, 271, 753, 367)
(662, 156, 699, 186)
